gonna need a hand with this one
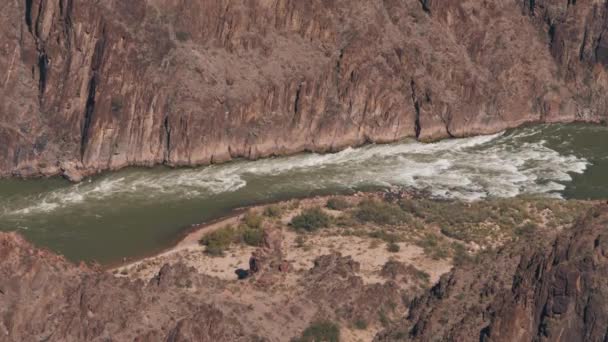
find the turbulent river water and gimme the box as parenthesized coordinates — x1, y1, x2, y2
(0, 124, 606, 264)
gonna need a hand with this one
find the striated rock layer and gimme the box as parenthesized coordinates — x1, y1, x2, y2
(375, 204, 608, 342)
(1, 0, 607, 180)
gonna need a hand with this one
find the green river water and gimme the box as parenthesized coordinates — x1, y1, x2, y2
(0, 124, 606, 264)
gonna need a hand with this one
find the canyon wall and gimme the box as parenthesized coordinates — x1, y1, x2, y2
(1, 0, 607, 180)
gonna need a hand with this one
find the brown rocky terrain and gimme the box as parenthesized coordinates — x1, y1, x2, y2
(1, 193, 603, 341)
(1, 0, 607, 180)
(375, 203, 608, 342)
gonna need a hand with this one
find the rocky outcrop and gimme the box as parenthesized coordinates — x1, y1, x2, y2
(1, 0, 607, 180)
(304, 253, 406, 326)
(375, 204, 608, 342)
(0, 233, 249, 342)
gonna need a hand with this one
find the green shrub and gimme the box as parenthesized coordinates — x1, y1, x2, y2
(379, 310, 390, 327)
(355, 200, 410, 225)
(263, 205, 283, 218)
(368, 230, 401, 243)
(290, 207, 331, 232)
(440, 226, 470, 242)
(175, 31, 191, 41)
(515, 222, 537, 237)
(354, 319, 368, 330)
(326, 197, 351, 211)
(417, 233, 449, 260)
(414, 269, 431, 283)
(243, 211, 263, 229)
(204, 242, 225, 256)
(451, 242, 472, 266)
(387, 242, 400, 253)
(200, 224, 265, 255)
(292, 321, 340, 342)
(200, 226, 237, 256)
(242, 228, 264, 247)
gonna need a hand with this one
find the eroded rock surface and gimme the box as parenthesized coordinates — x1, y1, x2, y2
(0, 233, 249, 342)
(375, 204, 608, 342)
(1, 0, 607, 180)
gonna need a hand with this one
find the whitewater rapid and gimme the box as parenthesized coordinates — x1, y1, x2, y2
(1, 126, 588, 218)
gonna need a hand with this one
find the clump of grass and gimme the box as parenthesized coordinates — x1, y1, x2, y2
(417, 233, 449, 260)
(451, 242, 473, 266)
(200, 221, 265, 256)
(354, 319, 368, 330)
(242, 227, 264, 247)
(355, 199, 411, 225)
(200, 225, 237, 256)
(515, 222, 537, 237)
(387, 242, 400, 253)
(326, 197, 351, 211)
(379, 310, 390, 327)
(290, 207, 331, 232)
(368, 230, 402, 243)
(292, 321, 340, 342)
(263, 205, 283, 218)
(414, 269, 431, 283)
(243, 211, 263, 229)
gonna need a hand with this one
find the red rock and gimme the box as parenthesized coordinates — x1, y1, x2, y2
(0, 1, 606, 180)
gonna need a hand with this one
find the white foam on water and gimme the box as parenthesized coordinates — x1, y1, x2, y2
(1, 128, 590, 216)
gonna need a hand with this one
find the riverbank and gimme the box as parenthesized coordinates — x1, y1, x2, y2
(112, 191, 595, 283)
(5, 119, 604, 184)
(1, 123, 605, 264)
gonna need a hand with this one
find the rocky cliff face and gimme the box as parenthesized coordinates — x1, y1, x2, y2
(1, 0, 607, 180)
(0, 233, 251, 341)
(375, 204, 608, 342)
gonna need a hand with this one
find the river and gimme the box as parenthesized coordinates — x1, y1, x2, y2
(0, 123, 606, 264)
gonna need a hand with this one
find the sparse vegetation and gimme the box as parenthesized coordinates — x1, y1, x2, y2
(355, 199, 411, 225)
(368, 230, 401, 243)
(243, 211, 263, 229)
(333, 214, 357, 227)
(417, 233, 449, 260)
(515, 222, 537, 237)
(295, 235, 306, 248)
(387, 242, 400, 253)
(242, 228, 264, 247)
(200, 225, 237, 256)
(175, 31, 191, 41)
(379, 310, 390, 327)
(354, 319, 368, 330)
(326, 197, 351, 211)
(291, 207, 331, 232)
(451, 242, 473, 266)
(264, 205, 283, 218)
(200, 214, 266, 255)
(292, 321, 340, 342)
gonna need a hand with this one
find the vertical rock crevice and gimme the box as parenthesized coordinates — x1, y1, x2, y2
(25, 0, 33, 33)
(80, 27, 107, 161)
(80, 77, 96, 160)
(410, 79, 422, 139)
(37, 53, 48, 96)
(163, 116, 171, 163)
(294, 82, 302, 115)
(419, 0, 431, 14)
